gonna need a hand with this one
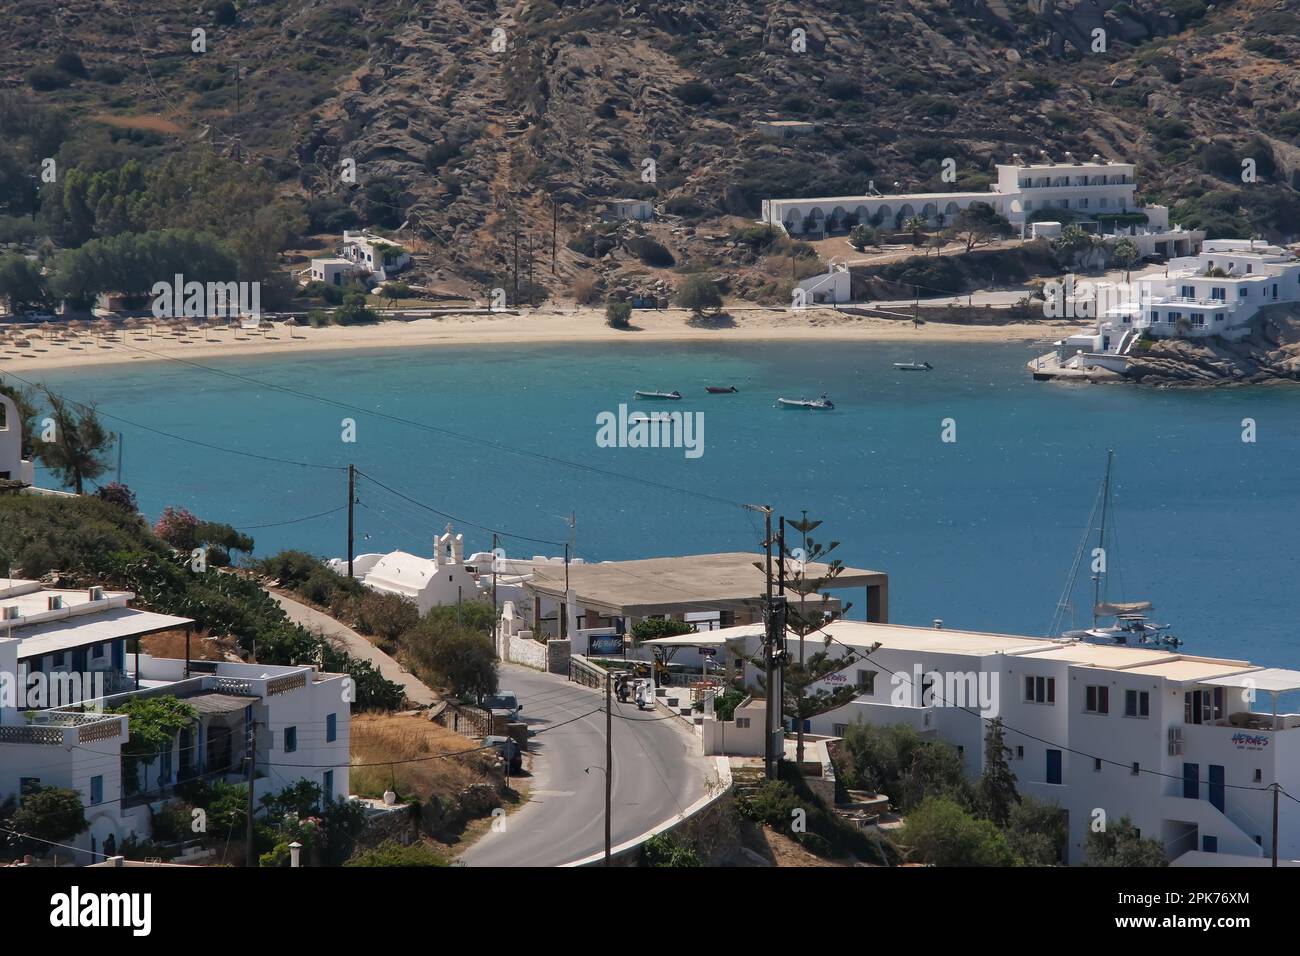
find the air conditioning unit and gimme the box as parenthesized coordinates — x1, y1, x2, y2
(47, 595, 63, 611)
(0, 606, 20, 621)
(87, 586, 105, 601)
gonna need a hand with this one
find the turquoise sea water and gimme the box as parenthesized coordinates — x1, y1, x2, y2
(32, 340, 1300, 671)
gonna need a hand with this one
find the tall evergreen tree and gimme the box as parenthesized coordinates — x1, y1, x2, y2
(34, 388, 114, 494)
(979, 717, 1019, 827)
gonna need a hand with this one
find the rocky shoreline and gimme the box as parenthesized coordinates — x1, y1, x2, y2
(1123, 309, 1300, 388)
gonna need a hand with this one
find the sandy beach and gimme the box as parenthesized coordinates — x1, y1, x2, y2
(0, 306, 1081, 375)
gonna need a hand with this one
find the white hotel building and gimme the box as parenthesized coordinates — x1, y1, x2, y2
(0, 578, 351, 864)
(1041, 240, 1300, 376)
(705, 618, 1300, 864)
(762, 153, 1201, 258)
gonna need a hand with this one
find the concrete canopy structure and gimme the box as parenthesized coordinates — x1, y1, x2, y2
(526, 552, 888, 637)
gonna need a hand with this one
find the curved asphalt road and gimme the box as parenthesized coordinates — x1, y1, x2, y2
(459, 664, 713, 867)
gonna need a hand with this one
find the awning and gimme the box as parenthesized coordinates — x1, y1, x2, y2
(1200, 668, 1300, 695)
(14, 607, 194, 660)
(184, 693, 254, 716)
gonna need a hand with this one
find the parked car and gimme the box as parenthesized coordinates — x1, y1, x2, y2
(18, 310, 55, 322)
(483, 735, 523, 774)
(481, 691, 522, 721)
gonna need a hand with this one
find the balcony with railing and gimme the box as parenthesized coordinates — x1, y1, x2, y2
(0, 709, 126, 747)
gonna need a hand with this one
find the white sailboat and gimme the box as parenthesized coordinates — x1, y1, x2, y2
(1049, 451, 1184, 649)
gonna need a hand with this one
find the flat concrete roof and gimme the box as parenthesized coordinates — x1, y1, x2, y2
(647, 620, 1047, 657)
(1120, 659, 1257, 683)
(527, 552, 886, 618)
(15, 607, 193, 659)
(822, 620, 1047, 657)
(1011, 642, 1178, 669)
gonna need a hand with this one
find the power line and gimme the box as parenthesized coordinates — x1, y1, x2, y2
(0, 369, 345, 472)
(355, 470, 566, 548)
(237, 505, 347, 531)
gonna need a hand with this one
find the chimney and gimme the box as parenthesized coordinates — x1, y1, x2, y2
(933, 619, 944, 629)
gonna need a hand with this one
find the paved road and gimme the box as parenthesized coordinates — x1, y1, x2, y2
(269, 590, 437, 706)
(459, 664, 714, 867)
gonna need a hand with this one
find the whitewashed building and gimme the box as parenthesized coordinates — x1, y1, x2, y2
(1033, 239, 1300, 377)
(763, 152, 1199, 254)
(331, 525, 483, 615)
(340, 231, 411, 284)
(796, 262, 851, 305)
(685, 618, 1300, 864)
(307, 257, 359, 288)
(0, 394, 34, 487)
(1135, 240, 1300, 340)
(0, 579, 351, 864)
(606, 199, 654, 222)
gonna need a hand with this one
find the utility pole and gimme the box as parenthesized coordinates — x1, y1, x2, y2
(245, 721, 257, 867)
(346, 464, 355, 578)
(605, 672, 613, 865)
(1273, 783, 1280, 867)
(116, 433, 123, 484)
(744, 504, 785, 781)
(491, 531, 499, 621)
(527, 234, 534, 306)
(561, 542, 570, 640)
(512, 224, 520, 306)
(551, 197, 557, 274)
(233, 58, 242, 163)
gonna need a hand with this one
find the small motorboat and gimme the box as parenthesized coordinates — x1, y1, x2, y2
(777, 395, 834, 410)
(634, 389, 681, 400)
(705, 385, 738, 394)
(894, 361, 933, 371)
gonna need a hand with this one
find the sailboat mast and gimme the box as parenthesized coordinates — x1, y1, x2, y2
(1092, 449, 1113, 627)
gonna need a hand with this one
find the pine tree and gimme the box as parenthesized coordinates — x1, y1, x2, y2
(979, 717, 1020, 827)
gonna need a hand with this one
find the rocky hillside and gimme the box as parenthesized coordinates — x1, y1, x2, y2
(1126, 306, 1300, 385)
(4, 0, 1300, 300)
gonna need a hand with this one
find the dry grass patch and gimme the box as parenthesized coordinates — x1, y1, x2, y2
(350, 713, 501, 804)
(140, 628, 237, 661)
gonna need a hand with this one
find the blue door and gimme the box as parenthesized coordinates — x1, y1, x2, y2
(1046, 749, 1062, 785)
(1183, 763, 1199, 799)
(1208, 765, 1225, 813)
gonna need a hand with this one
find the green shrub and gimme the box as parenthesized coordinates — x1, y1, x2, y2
(901, 796, 1017, 866)
(642, 834, 702, 866)
(345, 839, 447, 866)
(606, 301, 633, 328)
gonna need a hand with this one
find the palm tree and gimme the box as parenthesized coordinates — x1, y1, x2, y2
(1111, 237, 1140, 282)
(904, 216, 928, 246)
